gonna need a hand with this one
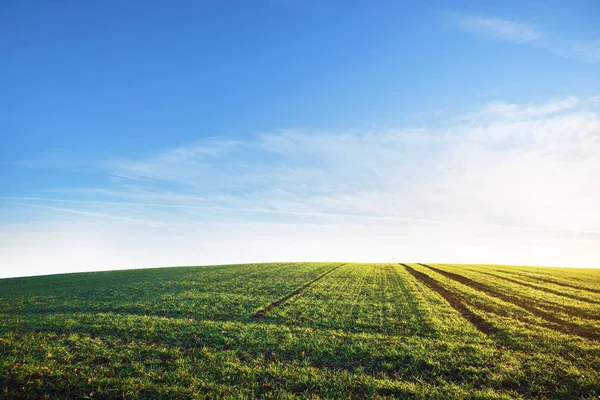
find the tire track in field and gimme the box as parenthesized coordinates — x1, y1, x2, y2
(250, 263, 346, 319)
(500, 270, 600, 295)
(475, 270, 600, 308)
(400, 264, 496, 336)
(418, 264, 600, 341)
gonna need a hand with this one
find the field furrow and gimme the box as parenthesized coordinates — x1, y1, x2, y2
(2, 262, 600, 399)
(265, 264, 442, 337)
(418, 264, 600, 341)
(497, 268, 600, 293)
(436, 264, 600, 325)
(467, 269, 600, 305)
(250, 263, 345, 318)
(401, 264, 496, 336)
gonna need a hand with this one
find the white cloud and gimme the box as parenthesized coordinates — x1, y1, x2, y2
(456, 16, 541, 43)
(2, 96, 600, 277)
(479, 97, 579, 119)
(454, 14, 600, 63)
(99, 97, 600, 232)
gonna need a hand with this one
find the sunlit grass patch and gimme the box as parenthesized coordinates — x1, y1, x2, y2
(1, 262, 599, 398)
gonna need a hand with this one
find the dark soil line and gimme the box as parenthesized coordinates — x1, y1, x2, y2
(500, 270, 600, 295)
(250, 263, 346, 319)
(400, 264, 496, 336)
(455, 293, 568, 333)
(476, 271, 600, 311)
(418, 264, 600, 341)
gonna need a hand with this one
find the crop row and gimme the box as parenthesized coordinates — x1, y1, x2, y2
(428, 264, 600, 336)
(405, 264, 600, 355)
(2, 262, 600, 398)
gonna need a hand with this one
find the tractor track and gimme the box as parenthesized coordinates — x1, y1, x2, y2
(418, 264, 600, 341)
(500, 270, 600, 295)
(250, 263, 346, 319)
(475, 270, 600, 310)
(401, 264, 496, 336)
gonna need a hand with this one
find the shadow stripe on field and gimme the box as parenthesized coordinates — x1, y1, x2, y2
(419, 264, 600, 341)
(474, 270, 600, 309)
(400, 264, 495, 336)
(499, 269, 600, 295)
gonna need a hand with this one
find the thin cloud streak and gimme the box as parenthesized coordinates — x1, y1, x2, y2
(456, 16, 541, 43)
(2, 96, 600, 277)
(5, 202, 169, 228)
(102, 97, 600, 232)
(454, 14, 600, 63)
(3, 195, 600, 235)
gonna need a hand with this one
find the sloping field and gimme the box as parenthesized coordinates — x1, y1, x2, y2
(1, 263, 599, 399)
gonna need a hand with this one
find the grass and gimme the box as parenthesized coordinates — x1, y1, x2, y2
(1, 262, 599, 399)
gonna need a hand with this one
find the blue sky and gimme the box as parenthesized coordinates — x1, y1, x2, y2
(2, 0, 600, 278)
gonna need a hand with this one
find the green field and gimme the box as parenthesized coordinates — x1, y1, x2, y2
(1, 263, 599, 399)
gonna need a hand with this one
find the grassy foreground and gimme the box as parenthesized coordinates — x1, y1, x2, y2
(1, 263, 599, 399)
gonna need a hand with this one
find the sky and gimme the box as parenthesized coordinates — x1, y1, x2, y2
(2, 0, 600, 278)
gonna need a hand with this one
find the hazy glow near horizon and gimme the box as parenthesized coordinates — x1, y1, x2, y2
(2, 96, 599, 278)
(2, 2, 600, 278)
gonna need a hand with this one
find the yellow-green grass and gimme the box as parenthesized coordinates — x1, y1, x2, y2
(1, 263, 599, 399)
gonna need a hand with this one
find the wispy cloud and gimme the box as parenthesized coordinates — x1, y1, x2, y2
(456, 16, 541, 43)
(2, 96, 600, 277)
(478, 96, 580, 119)
(5, 202, 168, 227)
(95, 97, 600, 233)
(454, 14, 600, 63)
